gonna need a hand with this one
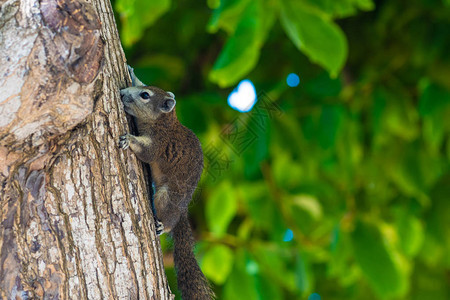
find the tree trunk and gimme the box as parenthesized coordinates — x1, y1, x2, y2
(0, 0, 173, 299)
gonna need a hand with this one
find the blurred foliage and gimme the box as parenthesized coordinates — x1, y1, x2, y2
(113, 0, 450, 299)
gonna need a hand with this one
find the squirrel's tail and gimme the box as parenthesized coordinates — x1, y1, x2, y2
(172, 213, 214, 300)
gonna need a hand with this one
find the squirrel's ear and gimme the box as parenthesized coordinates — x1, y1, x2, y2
(167, 91, 175, 99)
(128, 65, 146, 86)
(161, 98, 176, 113)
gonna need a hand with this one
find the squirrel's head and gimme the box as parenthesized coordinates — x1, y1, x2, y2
(120, 86, 176, 121)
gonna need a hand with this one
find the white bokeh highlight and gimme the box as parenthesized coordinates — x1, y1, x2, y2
(227, 79, 257, 112)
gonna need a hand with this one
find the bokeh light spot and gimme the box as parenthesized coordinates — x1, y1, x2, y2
(227, 79, 257, 112)
(287, 73, 300, 87)
(283, 229, 294, 242)
(308, 293, 321, 300)
(246, 260, 259, 274)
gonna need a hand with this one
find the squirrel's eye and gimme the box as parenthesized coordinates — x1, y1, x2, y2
(140, 92, 150, 100)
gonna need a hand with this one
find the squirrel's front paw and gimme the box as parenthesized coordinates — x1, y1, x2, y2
(155, 220, 164, 236)
(119, 134, 130, 150)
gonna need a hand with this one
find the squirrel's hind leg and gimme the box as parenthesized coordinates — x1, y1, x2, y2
(153, 186, 181, 234)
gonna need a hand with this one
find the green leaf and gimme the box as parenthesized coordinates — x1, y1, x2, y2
(280, 0, 348, 77)
(335, 115, 363, 187)
(411, 262, 449, 300)
(395, 211, 424, 257)
(418, 81, 450, 116)
(423, 114, 446, 155)
(356, 0, 375, 10)
(385, 145, 442, 201)
(255, 274, 284, 300)
(329, 226, 360, 286)
(115, 0, 171, 46)
(242, 110, 272, 177)
(272, 151, 303, 191)
(209, 0, 275, 87)
(223, 250, 259, 300)
(292, 195, 323, 221)
(303, 0, 375, 18)
(351, 219, 408, 298)
(296, 252, 313, 294)
(304, 72, 342, 98)
(318, 105, 344, 149)
(207, 0, 252, 34)
(421, 176, 450, 268)
(238, 183, 286, 238)
(207, 0, 221, 9)
(253, 243, 297, 291)
(419, 81, 450, 154)
(206, 181, 237, 236)
(372, 88, 419, 142)
(201, 245, 235, 284)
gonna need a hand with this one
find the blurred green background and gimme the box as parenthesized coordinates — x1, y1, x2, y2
(113, 0, 450, 299)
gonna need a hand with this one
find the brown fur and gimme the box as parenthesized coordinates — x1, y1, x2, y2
(119, 84, 213, 300)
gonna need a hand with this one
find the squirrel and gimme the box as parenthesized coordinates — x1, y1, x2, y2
(119, 66, 214, 300)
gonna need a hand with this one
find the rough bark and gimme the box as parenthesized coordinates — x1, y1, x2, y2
(0, 0, 173, 299)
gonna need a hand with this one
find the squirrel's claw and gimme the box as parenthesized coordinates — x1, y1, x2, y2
(119, 134, 130, 150)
